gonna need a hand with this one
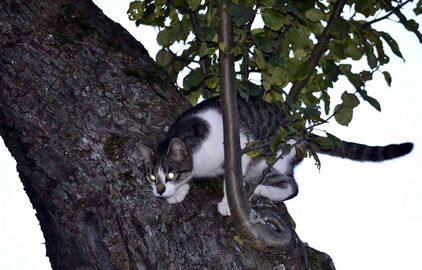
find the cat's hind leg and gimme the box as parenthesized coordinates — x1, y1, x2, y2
(253, 180, 298, 201)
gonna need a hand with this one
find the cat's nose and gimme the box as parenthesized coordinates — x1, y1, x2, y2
(156, 183, 166, 195)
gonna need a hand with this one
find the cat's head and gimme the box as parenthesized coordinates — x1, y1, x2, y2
(136, 138, 193, 198)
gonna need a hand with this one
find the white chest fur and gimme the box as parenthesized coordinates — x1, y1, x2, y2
(192, 109, 252, 177)
(192, 109, 225, 177)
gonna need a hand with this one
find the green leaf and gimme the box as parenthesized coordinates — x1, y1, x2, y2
(382, 71, 392, 86)
(354, 0, 377, 16)
(293, 62, 308, 81)
(230, 46, 243, 57)
(246, 148, 263, 158)
(195, 26, 217, 41)
(403, 19, 419, 32)
(341, 92, 360, 108)
(339, 64, 363, 90)
(295, 145, 308, 160)
(253, 29, 276, 53)
(379, 32, 403, 59)
(245, 141, 264, 158)
(364, 44, 378, 69)
(360, 71, 373, 81)
(187, 0, 201, 11)
(415, 0, 422, 14)
(330, 19, 350, 38)
(199, 42, 208, 57)
(236, 80, 261, 98)
(127, 1, 144, 21)
(268, 67, 288, 86)
(311, 152, 321, 170)
(255, 49, 266, 70)
(135, 3, 161, 26)
(157, 29, 170, 47)
(156, 50, 172, 67)
(264, 90, 284, 103)
(294, 48, 307, 58)
(186, 89, 202, 105)
(292, 118, 306, 131)
(183, 68, 205, 90)
(334, 104, 353, 126)
(345, 44, 364, 60)
(304, 107, 323, 121)
(305, 8, 324, 22)
(262, 9, 284, 31)
(271, 127, 288, 153)
(205, 76, 219, 89)
(321, 91, 331, 115)
(228, 3, 256, 26)
(361, 94, 381, 112)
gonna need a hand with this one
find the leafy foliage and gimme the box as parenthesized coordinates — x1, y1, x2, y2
(128, 0, 421, 162)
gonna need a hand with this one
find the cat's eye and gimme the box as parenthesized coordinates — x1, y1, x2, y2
(149, 175, 156, 182)
(167, 172, 176, 180)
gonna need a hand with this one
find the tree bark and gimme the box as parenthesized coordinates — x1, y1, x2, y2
(0, 0, 335, 269)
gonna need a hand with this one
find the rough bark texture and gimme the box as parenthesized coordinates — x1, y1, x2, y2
(0, 1, 335, 269)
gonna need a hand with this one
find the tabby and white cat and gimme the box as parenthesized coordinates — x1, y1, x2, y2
(137, 96, 413, 216)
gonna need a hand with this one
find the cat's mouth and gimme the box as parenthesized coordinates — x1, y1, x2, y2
(153, 189, 173, 198)
(153, 183, 176, 198)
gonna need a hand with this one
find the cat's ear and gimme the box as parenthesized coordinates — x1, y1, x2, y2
(167, 138, 188, 162)
(136, 143, 155, 166)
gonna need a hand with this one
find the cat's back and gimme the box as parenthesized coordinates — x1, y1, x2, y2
(181, 96, 286, 140)
(161, 96, 286, 152)
(158, 97, 220, 154)
(237, 97, 286, 140)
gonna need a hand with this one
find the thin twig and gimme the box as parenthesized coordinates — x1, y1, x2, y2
(385, 1, 422, 43)
(365, 0, 412, 26)
(305, 104, 343, 131)
(242, 141, 271, 154)
(247, 141, 302, 199)
(247, 153, 284, 199)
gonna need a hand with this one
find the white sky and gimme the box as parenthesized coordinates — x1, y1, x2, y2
(0, 1, 421, 269)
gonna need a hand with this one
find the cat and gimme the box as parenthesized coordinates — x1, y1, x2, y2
(136, 96, 413, 216)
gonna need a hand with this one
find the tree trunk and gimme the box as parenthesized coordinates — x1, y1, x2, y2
(0, 0, 335, 269)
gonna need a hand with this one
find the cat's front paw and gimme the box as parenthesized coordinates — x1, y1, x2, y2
(217, 200, 231, 216)
(166, 184, 190, 204)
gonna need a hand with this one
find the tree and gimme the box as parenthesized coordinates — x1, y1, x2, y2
(0, 0, 332, 269)
(0, 0, 420, 269)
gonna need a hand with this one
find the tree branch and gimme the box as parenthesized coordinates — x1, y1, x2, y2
(288, 0, 348, 104)
(365, 0, 412, 26)
(384, 0, 422, 43)
(218, 2, 291, 250)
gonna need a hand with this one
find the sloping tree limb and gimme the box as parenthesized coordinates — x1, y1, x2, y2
(288, 0, 348, 103)
(218, 2, 293, 251)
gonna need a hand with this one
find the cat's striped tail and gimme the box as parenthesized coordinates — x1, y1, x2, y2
(310, 135, 413, 161)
